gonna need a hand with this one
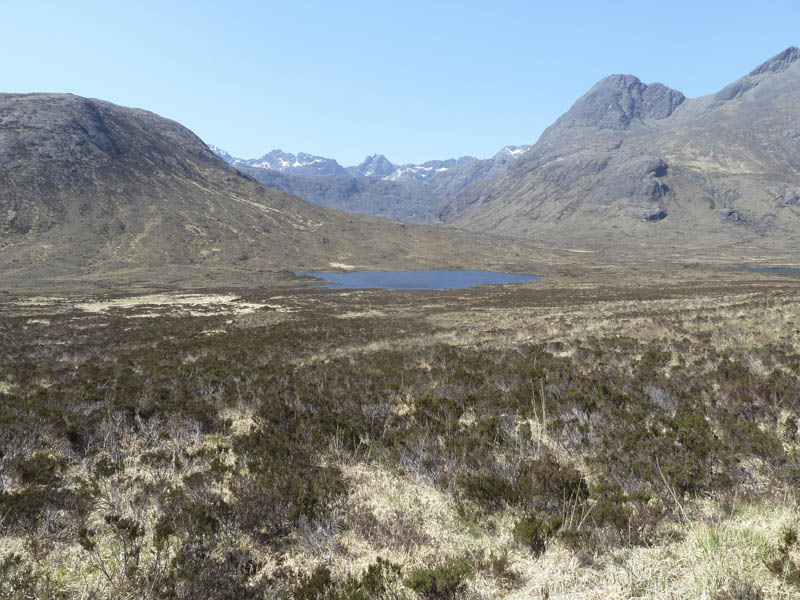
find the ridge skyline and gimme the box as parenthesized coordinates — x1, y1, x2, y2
(8, 1, 791, 168)
(208, 45, 799, 167)
(208, 144, 527, 174)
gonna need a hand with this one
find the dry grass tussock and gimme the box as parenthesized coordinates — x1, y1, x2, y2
(306, 462, 800, 599)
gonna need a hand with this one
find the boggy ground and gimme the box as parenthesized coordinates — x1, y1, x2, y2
(2, 264, 800, 599)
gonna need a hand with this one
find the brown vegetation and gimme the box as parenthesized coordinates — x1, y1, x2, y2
(1, 270, 799, 598)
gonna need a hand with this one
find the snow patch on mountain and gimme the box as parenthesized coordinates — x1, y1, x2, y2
(239, 150, 347, 175)
(210, 144, 531, 183)
(208, 145, 244, 166)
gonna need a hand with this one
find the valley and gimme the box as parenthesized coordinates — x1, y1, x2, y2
(2, 43, 800, 600)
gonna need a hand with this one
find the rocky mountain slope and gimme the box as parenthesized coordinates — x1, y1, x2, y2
(0, 93, 533, 289)
(234, 167, 442, 223)
(439, 47, 800, 247)
(212, 145, 530, 222)
(346, 154, 397, 178)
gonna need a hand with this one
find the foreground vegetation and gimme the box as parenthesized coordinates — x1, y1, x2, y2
(2, 275, 800, 598)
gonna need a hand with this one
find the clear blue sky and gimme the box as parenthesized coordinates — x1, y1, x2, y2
(3, 0, 798, 166)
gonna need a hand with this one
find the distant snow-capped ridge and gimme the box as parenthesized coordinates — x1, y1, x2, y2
(208, 142, 534, 224)
(207, 147, 346, 175)
(499, 145, 530, 158)
(207, 145, 241, 166)
(347, 146, 531, 182)
(381, 157, 476, 182)
(209, 144, 531, 180)
(245, 150, 348, 175)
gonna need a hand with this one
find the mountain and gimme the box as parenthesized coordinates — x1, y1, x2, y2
(344, 151, 532, 184)
(208, 147, 347, 175)
(235, 167, 441, 222)
(244, 150, 348, 175)
(0, 93, 532, 290)
(383, 156, 478, 182)
(422, 146, 531, 199)
(211, 145, 531, 222)
(439, 47, 800, 247)
(207, 144, 239, 165)
(347, 154, 396, 178)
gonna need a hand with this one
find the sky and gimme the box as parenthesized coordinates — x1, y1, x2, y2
(3, 0, 799, 166)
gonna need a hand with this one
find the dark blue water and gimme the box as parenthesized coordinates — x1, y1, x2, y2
(297, 270, 539, 290)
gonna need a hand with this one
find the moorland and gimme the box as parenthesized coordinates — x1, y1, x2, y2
(3, 251, 800, 599)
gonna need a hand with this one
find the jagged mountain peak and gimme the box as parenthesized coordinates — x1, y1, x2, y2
(352, 154, 396, 178)
(748, 46, 800, 77)
(245, 149, 347, 175)
(545, 74, 685, 132)
(595, 73, 643, 87)
(714, 46, 800, 102)
(496, 145, 531, 158)
(255, 149, 292, 162)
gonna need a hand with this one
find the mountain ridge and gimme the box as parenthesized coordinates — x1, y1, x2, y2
(210, 144, 531, 222)
(210, 145, 529, 183)
(749, 45, 799, 76)
(543, 75, 686, 132)
(437, 46, 800, 247)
